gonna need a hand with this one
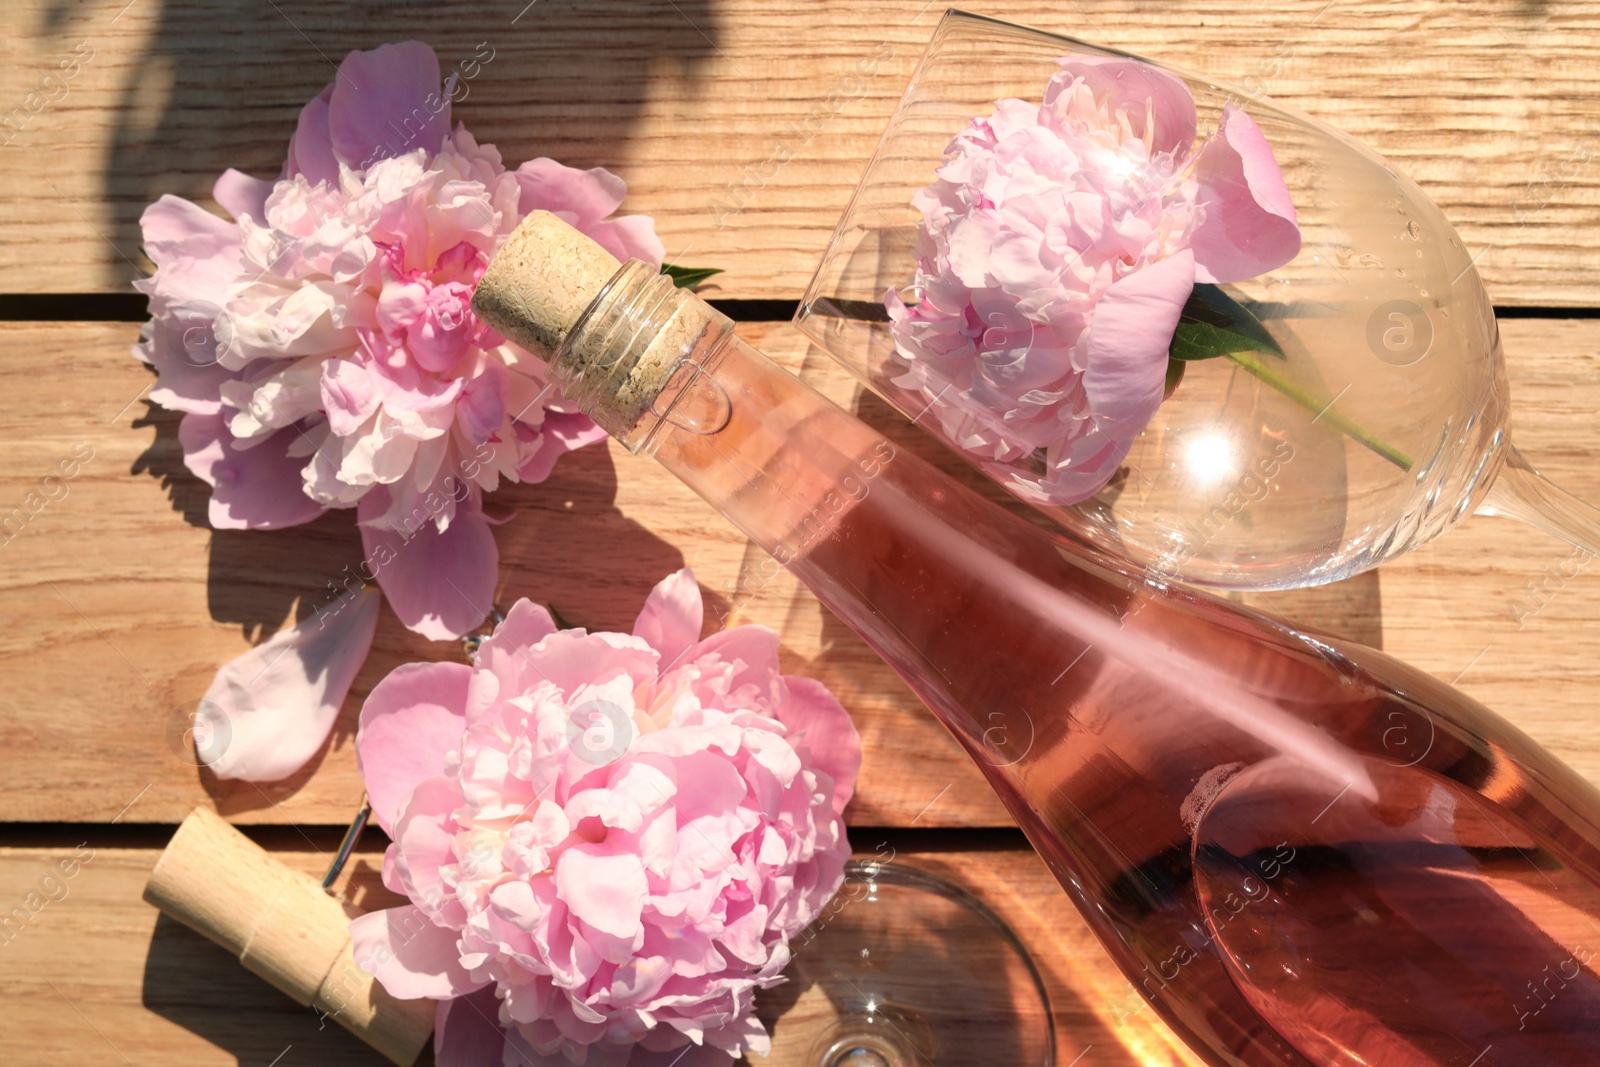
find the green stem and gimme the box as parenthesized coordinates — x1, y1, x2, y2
(1223, 351, 1414, 472)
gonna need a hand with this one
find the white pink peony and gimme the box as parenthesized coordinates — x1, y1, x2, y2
(886, 56, 1302, 505)
(350, 569, 860, 1066)
(137, 41, 664, 780)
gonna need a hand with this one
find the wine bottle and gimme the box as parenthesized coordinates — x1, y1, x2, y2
(472, 212, 1600, 1067)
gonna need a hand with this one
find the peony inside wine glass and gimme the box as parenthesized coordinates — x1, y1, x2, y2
(791, 9, 1586, 591)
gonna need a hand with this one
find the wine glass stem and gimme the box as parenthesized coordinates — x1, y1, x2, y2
(1475, 445, 1600, 556)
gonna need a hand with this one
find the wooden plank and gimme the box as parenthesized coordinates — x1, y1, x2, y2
(0, 0, 1596, 304)
(4, 318, 1600, 826)
(0, 320, 1006, 827)
(0, 840, 1205, 1067)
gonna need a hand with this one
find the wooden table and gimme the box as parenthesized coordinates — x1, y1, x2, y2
(1, 1, 1597, 1063)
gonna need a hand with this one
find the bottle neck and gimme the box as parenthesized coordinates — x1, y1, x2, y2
(552, 260, 892, 560)
(549, 260, 735, 454)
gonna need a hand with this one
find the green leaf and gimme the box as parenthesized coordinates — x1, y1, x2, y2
(1169, 283, 1284, 362)
(661, 264, 725, 290)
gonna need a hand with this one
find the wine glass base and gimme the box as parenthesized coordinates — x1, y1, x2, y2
(814, 1023, 906, 1067)
(756, 859, 1055, 1066)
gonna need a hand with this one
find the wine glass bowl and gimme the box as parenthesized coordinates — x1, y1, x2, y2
(796, 9, 1534, 590)
(758, 860, 1056, 1067)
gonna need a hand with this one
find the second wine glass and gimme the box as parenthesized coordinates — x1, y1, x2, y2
(795, 9, 1591, 591)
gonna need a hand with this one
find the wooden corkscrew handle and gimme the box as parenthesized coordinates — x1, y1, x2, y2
(143, 807, 435, 1066)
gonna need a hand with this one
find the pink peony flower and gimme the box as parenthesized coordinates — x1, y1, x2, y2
(349, 569, 861, 1067)
(138, 41, 665, 780)
(886, 56, 1301, 505)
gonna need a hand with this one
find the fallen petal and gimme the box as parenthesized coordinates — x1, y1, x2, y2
(198, 586, 381, 781)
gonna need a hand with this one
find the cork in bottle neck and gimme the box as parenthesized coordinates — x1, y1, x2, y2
(470, 211, 734, 452)
(552, 259, 732, 450)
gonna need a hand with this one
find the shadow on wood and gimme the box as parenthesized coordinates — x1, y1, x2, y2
(140, 843, 417, 1064)
(142, 912, 403, 1065)
(130, 398, 369, 643)
(130, 388, 693, 815)
(490, 442, 710, 635)
(98, 0, 724, 288)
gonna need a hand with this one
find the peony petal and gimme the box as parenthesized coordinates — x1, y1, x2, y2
(514, 159, 627, 224)
(986, 226, 1055, 296)
(177, 412, 328, 530)
(555, 844, 648, 940)
(135, 316, 234, 416)
(774, 676, 861, 818)
(632, 568, 703, 671)
(350, 905, 485, 1000)
(284, 84, 337, 185)
(474, 598, 560, 693)
(1190, 105, 1302, 284)
(213, 168, 275, 223)
(357, 661, 472, 833)
(515, 411, 610, 484)
(321, 358, 382, 438)
(945, 209, 1000, 288)
(140, 193, 236, 257)
(381, 844, 405, 895)
(392, 776, 470, 925)
(197, 587, 380, 781)
(585, 215, 666, 268)
(434, 986, 508, 1067)
(137, 195, 244, 311)
(1052, 56, 1198, 155)
(327, 41, 450, 170)
(1082, 249, 1195, 437)
(682, 625, 781, 695)
(359, 488, 496, 641)
(515, 629, 659, 700)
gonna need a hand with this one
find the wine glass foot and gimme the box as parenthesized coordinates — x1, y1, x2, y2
(759, 859, 1055, 1067)
(812, 1020, 909, 1067)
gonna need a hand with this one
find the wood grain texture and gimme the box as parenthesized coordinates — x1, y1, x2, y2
(0, 0, 1597, 303)
(3, 317, 1600, 830)
(0, 841, 1206, 1067)
(0, 320, 1007, 827)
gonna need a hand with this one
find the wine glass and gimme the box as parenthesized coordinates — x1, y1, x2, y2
(795, 9, 1590, 591)
(756, 859, 1055, 1067)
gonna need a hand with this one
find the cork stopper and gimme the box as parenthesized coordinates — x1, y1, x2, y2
(144, 808, 435, 1066)
(473, 212, 732, 449)
(473, 210, 622, 362)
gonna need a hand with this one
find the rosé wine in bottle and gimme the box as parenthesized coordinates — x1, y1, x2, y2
(473, 214, 1600, 1067)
